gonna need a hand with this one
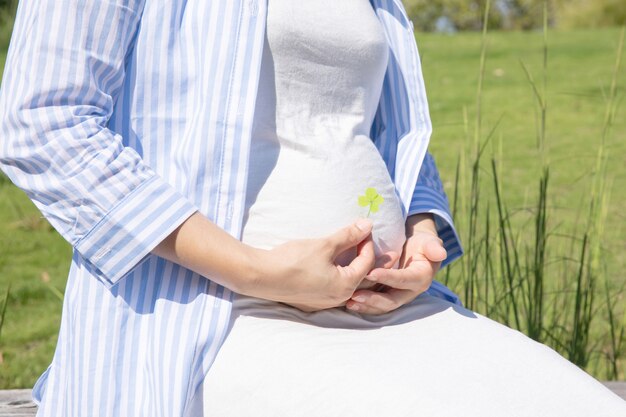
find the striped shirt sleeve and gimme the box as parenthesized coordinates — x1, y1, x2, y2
(407, 152, 463, 268)
(0, 0, 198, 287)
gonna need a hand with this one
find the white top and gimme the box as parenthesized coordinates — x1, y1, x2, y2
(241, 0, 406, 262)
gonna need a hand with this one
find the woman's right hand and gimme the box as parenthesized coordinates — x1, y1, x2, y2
(242, 219, 377, 311)
(153, 213, 376, 312)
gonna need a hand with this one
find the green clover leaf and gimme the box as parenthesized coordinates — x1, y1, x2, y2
(358, 187, 384, 217)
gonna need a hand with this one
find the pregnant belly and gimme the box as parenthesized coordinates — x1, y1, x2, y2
(241, 134, 407, 267)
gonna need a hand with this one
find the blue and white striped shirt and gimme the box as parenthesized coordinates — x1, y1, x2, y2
(0, 0, 462, 415)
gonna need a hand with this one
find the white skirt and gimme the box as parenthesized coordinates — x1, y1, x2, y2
(189, 293, 626, 417)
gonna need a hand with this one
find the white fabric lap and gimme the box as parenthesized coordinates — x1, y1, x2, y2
(198, 294, 626, 417)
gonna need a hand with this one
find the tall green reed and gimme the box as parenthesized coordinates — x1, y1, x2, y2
(595, 26, 625, 379)
(446, 0, 625, 378)
(517, 0, 550, 344)
(0, 285, 9, 346)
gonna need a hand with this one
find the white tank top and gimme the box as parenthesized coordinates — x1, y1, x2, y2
(241, 0, 406, 264)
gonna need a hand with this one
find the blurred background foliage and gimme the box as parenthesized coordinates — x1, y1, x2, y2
(0, 0, 624, 34)
(404, 0, 626, 31)
(0, 0, 15, 48)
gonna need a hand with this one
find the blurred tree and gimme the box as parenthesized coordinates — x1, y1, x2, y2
(498, 0, 548, 29)
(554, 0, 626, 28)
(403, 0, 625, 31)
(404, 0, 502, 32)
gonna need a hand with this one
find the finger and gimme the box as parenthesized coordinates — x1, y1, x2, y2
(339, 236, 375, 286)
(422, 239, 447, 263)
(367, 265, 433, 292)
(328, 218, 372, 257)
(346, 288, 416, 315)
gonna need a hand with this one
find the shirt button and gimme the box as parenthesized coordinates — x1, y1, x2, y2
(226, 202, 234, 220)
(93, 246, 112, 261)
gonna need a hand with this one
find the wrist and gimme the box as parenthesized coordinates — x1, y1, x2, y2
(235, 245, 270, 296)
(406, 213, 438, 238)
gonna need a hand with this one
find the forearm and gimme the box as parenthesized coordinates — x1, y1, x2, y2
(152, 211, 258, 294)
(154, 214, 376, 310)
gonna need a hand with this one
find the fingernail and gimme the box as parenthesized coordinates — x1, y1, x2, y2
(366, 273, 377, 282)
(353, 295, 367, 303)
(356, 218, 372, 231)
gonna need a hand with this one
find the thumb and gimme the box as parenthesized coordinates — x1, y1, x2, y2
(423, 238, 447, 263)
(342, 235, 376, 284)
(328, 218, 373, 258)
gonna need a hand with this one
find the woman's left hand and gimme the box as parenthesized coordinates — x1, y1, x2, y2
(346, 213, 446, 315)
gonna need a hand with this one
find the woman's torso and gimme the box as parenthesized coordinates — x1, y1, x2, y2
(241, 0, 406, 263)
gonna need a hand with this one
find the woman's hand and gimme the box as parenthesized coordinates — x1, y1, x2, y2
(245, 219, 377, 311)
(153, 213, 376, 312)
(345, 214, 447, 315)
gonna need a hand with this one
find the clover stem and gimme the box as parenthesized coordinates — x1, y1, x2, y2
(367, 206, 372, 218)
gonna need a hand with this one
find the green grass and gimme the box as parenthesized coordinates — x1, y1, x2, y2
(416, 27, 625, 287)
(0, 25, 624, 387)
(0, 181, 71, 388)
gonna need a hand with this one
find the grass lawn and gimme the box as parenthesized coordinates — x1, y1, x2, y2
(0, 27, 624, 388)
(0, 178, 71, 388)
(417, 27, 625, 281)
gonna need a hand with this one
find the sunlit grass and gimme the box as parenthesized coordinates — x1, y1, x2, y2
(427, 1, 625, 379)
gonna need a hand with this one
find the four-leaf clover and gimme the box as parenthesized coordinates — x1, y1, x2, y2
(358, 187, 384, 218)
